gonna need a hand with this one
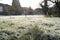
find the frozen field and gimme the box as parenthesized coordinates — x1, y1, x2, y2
(0, 15, 60, 40)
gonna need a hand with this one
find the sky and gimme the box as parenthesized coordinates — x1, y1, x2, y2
(0, 0, 55, 9)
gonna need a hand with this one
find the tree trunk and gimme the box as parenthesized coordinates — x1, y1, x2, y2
(44, 0, 48, 15)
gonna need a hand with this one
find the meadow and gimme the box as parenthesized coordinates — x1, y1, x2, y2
(0, 15, 60, 40)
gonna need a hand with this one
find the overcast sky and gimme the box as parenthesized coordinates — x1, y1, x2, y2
(0, 0, 55, 9)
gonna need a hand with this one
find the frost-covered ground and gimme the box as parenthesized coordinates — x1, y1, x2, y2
(0, 15, 60, 40)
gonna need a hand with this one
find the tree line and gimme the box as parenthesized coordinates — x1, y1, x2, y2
(0, 0, 60, 17)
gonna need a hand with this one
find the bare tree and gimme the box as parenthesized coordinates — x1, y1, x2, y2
(40, 0, 48, 15)
(50, 0, 60, 16)
(44, 0, 48, 15)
